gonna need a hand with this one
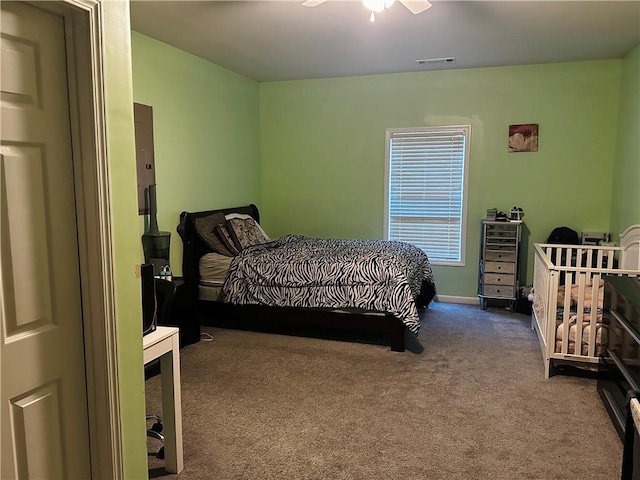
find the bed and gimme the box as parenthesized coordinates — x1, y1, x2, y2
(531, 224, 640, 378)
(177, 204, 436, 351)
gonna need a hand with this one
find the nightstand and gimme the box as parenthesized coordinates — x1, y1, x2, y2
(158, 277, 200, 347)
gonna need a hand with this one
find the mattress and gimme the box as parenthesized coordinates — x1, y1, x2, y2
(198, 252, 233, 301)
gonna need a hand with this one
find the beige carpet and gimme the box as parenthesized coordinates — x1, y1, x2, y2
(146, 302, 621, 480)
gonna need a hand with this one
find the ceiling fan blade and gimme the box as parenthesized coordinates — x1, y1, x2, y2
(398, 0, 432, 15)
(302, 0, 328, 7)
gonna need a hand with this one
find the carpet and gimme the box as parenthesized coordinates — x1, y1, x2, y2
(146, 302, 621, 480)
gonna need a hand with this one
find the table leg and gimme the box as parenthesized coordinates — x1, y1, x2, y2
(160, 334, 183, 473)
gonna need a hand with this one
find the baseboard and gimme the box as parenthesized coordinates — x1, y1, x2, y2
(434, 295, 479, 305)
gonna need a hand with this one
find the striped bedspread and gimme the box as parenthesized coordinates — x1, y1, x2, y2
(222, 234, 435, 335)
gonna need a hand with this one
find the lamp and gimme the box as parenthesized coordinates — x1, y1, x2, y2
(363, 0, 395, 22)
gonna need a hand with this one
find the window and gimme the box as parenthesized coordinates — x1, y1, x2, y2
(384, 125, 470, 266)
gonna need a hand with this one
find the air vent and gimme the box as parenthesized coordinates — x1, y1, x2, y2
(415, 57, 456, 65)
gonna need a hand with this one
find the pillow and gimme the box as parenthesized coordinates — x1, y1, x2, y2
(193, 213, 234, 257)
(226, 217, 270, 251)
(225, 213, 270, 241)
(214, 223, 240, 256)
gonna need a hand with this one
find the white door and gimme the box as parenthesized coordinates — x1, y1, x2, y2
(1, 2, 92, 479)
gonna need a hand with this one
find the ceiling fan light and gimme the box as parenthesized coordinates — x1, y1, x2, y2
(363, 0, 386, 13)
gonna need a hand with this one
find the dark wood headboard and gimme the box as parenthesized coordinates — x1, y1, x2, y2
(177, 204, 259, 291)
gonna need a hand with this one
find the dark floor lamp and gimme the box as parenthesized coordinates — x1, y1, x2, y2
(142, 184, 171, 274)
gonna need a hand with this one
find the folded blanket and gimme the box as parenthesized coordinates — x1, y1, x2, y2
(556, 279, 605, 309)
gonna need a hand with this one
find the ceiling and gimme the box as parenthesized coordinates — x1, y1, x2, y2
(129, 0, 640, 82)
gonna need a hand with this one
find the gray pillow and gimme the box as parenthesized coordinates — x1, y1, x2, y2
(214, 223, 240, 256)
(194, 213, 234, 257)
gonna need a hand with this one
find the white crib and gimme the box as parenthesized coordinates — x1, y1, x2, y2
(531, 225, 640, 378)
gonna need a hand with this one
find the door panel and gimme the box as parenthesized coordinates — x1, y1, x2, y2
(0, 34, 40, 107)
(11, 382, 65, 479)
(1, 2, 91, 479)
(2, 148, 53, 337)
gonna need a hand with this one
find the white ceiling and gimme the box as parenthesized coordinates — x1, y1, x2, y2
(129, 0, 640, 82)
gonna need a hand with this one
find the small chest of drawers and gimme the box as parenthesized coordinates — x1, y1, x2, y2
(478, 220, 522, 310)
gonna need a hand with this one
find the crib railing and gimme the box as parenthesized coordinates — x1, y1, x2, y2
(532, 249, 550, 347)
(532, 243, 640, 378)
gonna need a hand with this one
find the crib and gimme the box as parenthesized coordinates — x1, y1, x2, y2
(531, 225, 640, 378)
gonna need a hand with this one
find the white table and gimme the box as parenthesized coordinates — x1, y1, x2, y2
(143, 326, 183, 473)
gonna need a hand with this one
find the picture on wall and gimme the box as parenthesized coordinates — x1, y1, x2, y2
(508, 123, 538, 152)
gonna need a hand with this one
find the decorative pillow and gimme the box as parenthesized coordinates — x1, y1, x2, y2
(193, 213, 234, 257)
(214, 223, 240, 256)
(227, 217, 270, 251)
(225, 213, 270, 241)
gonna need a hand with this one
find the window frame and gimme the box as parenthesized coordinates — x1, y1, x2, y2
(383, 125, 471, 267)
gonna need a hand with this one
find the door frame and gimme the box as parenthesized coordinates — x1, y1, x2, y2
(26, 0, 124, 478)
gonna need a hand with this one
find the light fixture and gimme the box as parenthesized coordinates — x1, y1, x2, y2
(363, 0, 395, 22)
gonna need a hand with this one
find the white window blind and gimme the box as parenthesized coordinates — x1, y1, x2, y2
(385, 125, 470, 265)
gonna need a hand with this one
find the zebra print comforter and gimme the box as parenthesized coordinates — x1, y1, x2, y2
(222, 234, 434, 335)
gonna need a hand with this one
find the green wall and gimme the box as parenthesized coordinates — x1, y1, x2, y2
(129, 30, 636, 300)
(131, 32, 261, 274)
(610, 44, 640, 241)
(259, 61, 622, 297)
(102, 1, 147, 478)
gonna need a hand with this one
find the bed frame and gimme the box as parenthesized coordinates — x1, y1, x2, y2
(178, 204, 436, 351)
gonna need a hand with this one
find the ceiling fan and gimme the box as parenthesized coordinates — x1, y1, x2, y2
(302, 0, 432, 22)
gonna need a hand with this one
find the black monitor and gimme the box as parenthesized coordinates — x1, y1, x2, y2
(141, 263, 157, 336)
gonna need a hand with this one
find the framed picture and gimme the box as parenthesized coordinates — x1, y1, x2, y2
(508, 123, 538, 152)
